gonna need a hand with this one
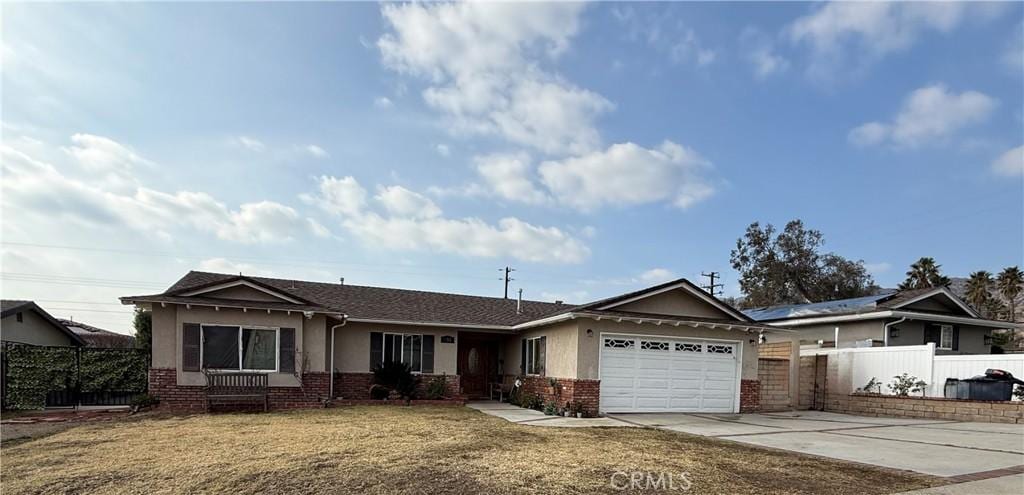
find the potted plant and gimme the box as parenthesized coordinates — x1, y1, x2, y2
(543, 400, 558, 416)
(572, 400, 584, 418)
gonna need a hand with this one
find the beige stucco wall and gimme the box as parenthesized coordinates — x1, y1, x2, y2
(612, 289, 732, 319)
(200, 285, 294, 302)
(149, 303, 326, 387)
(331, 321, 459, 375)
(576, 319, 759, 380)
(769, 320, 883, 348)
(1, 310, 76, 347)
(501, 320, 579, 379)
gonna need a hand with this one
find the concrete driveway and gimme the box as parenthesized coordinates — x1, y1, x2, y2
(606, 410, 1024, 480)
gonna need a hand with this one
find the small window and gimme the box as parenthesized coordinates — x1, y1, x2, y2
(640, 340, 669, 351)
(707, 344, 733, 354)
(604, 338, 634, 348)
(382, 333, 423, 372)
(16, 312, 22, 323)
(938, 325, 953, 350)
(676, 342, 702, 353)
(525, 337, 545, 375)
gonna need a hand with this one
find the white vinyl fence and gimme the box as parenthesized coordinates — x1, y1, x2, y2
(802, 344, 1024, 399)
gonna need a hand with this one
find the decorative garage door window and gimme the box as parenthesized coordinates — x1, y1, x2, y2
(706, 344, 734, 354)
(604, 338, 634, 348)
(676, 342, 702, 353)
(640, 341, 669, 351)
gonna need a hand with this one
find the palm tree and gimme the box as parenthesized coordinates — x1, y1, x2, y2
(899, 257, 951, 290)
(964, 271, 993, 316)
(997, 266, 1023, 323)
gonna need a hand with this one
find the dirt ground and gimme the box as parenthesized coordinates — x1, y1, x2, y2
(0, 406, 940, 494)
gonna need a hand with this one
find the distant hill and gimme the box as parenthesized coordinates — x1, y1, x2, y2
(948, 277, 1023, 323)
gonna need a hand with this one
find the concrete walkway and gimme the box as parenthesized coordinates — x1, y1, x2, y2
(606, 410, 1024, 478)
(895, 473, 1024, 494)
(466, 401, 635, 427)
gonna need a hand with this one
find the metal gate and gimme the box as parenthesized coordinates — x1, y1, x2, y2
(2, 343, 148, 410)
(811, 354, 828, 411)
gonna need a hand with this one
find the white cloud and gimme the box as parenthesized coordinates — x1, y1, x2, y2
(233, 136, 266, 152)
(473, 152, 549, 205)
(639, 268, 675, 284)
(374, 96, 393, 109)
(435, 144, 450, 157)
(788, 2, 1003, 79)
(538, 141, 715, 211)
(1003, 22, 1024, 72)
(612, 5, 717, 68)
(848, 84, 997, 148)
(302, 175, 367, 217)
(992, 145, 1024, 176)
(740, 28, 789, 80)
(2, 137, 324, 244)
(62, 133, 152, 193)
(864, 262, 892, 275)
(374, 185, 442, 219)
(378, 2, 611, 155)
(304, 145, 329, 158)
(306, 176, 589, 264)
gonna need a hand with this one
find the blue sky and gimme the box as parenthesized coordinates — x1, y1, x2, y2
(2, 2, 1022, 334)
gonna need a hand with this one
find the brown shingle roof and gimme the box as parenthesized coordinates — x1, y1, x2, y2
(127, 271, 571, 327)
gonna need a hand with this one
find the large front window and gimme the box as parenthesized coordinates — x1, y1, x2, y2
(382, 333, 423, 372)
(201, 325, 278, 371)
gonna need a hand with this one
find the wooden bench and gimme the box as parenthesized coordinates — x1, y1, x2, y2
(204, 371, 269, 412)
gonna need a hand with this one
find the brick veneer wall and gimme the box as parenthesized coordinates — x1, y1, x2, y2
(740, 379, 760, 413)
(758, 342, 793, 359)
(758, 358, 790, 412)
(332, 372, 461, 400)
(148, 368, 330, 412)
(515, 376, 600, 417)
(827, 393, 1024, 424)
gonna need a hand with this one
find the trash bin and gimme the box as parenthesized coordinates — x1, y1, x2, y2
(944, 378, 960, 399)
(957, 377, 1014, 401)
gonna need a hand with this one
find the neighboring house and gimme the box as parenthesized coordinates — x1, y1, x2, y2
(121, 271, 789, 415)
(745, 287, 1015, 355)
(1, 300, 86, 347)
(58, 319, 136, 348)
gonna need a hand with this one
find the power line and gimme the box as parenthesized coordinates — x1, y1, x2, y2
(700, 271, 724, 297)
(501, 266, 515, 299)
(45, 307, 134, 314)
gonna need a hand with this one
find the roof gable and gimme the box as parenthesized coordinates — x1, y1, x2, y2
(879, 287, 979, 317)
(0, 300, 87, 346)
(173, 277, 310, 305)
(581, 279, 752, 322)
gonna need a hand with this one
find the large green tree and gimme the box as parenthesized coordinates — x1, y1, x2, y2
(997, 266, 1023, 323)
(133, 308, 152, 354)
(898, 257, 951, 290)
(729, 220, 877, 308)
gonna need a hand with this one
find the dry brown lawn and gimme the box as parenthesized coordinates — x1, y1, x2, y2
(1, 406, 938, 494)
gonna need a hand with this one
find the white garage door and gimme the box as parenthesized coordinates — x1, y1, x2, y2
(599, 335, 739, 413)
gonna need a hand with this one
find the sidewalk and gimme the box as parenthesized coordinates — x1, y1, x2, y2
(466, 401, 635, 428)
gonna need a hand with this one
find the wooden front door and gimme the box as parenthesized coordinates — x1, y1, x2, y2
(457, 335, 498, 398)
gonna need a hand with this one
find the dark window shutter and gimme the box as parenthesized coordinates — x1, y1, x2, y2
(369, 332, 383, 371)
(924, 324, 940, 345)
(952, 326, 959, 351)
(279, 328, 296, 373)
(422, 335, 434, 374)
(520, 339, 527, 374)
(538, 336, 547, 376)
(182, 323, 201, 371)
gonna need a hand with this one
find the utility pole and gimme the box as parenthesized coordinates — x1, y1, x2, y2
(700, 271, 724, 297)
(501, 266, 516, 299)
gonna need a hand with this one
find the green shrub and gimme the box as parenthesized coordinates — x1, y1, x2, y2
(425, 374, 448, 399)
(372, 361, 419, 400)
(369, 384, 390, 400)
(888, 373, 927, 397)
(543, 400, 557, 415)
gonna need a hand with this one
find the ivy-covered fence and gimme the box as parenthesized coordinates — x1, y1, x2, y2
(1, 343, 148, 410)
